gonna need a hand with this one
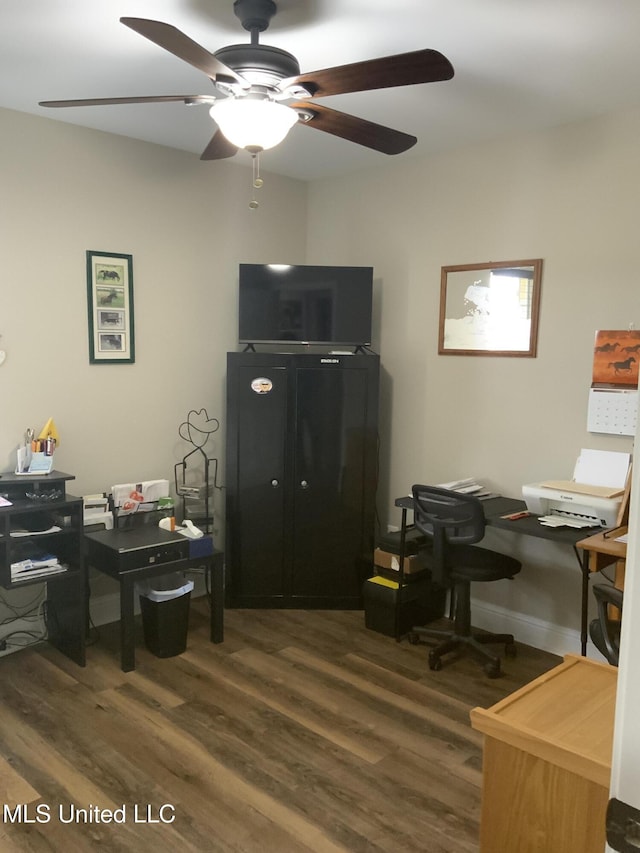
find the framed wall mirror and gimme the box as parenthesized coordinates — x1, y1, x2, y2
(438, 259, 542, 357)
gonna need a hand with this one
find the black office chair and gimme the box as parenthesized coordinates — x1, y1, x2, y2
(408, 485, 522, 678)
(589, 584, 623, 666)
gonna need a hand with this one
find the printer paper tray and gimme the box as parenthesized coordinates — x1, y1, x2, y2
(540, 480, 624, 499)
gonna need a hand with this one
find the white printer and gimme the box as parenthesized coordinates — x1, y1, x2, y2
(522, 449, 630, 528)
(522, 483, 622, 527)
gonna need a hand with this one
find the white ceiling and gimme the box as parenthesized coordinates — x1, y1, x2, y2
(4, 1, 640, 182)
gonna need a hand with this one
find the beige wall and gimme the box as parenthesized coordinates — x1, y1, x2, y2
(1, 107, 307, 518)
(2, 104, 638, 651)
(0, 107, 307, 614)
(306, 108, 638, 648)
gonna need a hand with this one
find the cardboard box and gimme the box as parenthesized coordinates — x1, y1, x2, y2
(374, 547, 427, 576)
(363, 574, 447, 638)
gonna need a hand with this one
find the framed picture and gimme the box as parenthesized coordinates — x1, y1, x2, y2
(86, 250, 135, 363)
(438, 259, 543, 357)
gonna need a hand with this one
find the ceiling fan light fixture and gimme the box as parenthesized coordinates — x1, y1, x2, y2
(210, 98, 297, 151)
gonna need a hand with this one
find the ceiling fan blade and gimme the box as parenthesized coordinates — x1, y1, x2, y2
(290, 102, 416, 155)
(120, 17, 249, 88)
(39, 95, 215, 108)
(200, 131, 239, 161)
(283, 49, 453, 99)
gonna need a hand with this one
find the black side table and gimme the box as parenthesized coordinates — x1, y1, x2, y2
(84, 525, 224, 671)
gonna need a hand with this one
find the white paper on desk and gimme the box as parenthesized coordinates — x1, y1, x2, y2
(572, 449, 630, 489)
(111, 479, 169, 507)
(538, 515, 594, 529)
(15, 446, 28, 473)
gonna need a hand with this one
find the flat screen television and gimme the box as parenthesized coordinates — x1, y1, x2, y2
(238, 263, 373, 346)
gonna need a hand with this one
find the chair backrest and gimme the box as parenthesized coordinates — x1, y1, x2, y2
(412, 485, 485, 585)
(590, 584, 623, 666)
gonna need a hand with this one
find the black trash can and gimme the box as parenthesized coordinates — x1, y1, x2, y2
(137, 572, 194, 658)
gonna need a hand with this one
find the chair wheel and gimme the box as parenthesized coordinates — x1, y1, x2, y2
(505, 642, 517, 658)
(428, 652, 442, 671)
(484, 661, 501, 678)
(407, 632, 420, 645)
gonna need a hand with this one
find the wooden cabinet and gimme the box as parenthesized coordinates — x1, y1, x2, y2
(0, 471, 86, 665)
(225, 351, 379, 608)
(578, 526, 627, 606)
(470, 654, 616, 853)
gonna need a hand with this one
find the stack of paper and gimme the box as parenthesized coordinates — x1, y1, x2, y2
(10, 525, 61, 538)
(538, 515, 595, 529)
(83, 493, 113, 528)
(572, 449, 630, 489)
(11, 553, 66, 581)
(83, 494, 109, 512)
(111, 479, 170, 515)
(436, 478, 493, 497)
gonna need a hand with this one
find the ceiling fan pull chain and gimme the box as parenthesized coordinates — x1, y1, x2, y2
(253, 151, 264, 188)
(249, 151, 263, 209)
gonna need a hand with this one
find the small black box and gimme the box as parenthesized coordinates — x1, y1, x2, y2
(378, 527, 429, 556)
(363, 574, 447, 639)
(85, 526, 190, 575)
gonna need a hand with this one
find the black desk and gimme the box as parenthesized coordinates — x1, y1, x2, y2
(85, 526, 224, 672)
(395, 495, 602, 655)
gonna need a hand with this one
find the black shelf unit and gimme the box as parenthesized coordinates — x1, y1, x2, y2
(0, 471, 86, 666)
(226, 350, 379, 608)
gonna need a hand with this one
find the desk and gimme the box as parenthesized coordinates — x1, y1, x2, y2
(578, 526, 627, 585)
(395, 495, 603, 655)
(85, 526, 224, 672)
(470, 654, 616, 853)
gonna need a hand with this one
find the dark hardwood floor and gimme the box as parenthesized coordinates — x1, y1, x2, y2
(0, 602, 560, 852)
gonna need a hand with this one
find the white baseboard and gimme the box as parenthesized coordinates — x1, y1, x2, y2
(0, 582, 606, 666)
(89, 590, 600, 661)
(471, 598, 607, 662)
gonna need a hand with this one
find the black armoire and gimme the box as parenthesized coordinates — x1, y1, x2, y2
(226, 351, 379, 608)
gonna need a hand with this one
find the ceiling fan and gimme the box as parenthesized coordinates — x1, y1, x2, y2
(39, 0, 454, 162)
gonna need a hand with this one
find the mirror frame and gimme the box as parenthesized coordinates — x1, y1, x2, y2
(438, 258, 543, 357)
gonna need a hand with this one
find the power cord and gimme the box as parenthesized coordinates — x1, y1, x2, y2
(0, 587, 48, 652)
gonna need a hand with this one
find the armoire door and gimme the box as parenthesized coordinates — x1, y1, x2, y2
(227, 362, 289, 602)
(291, 361, 377, 603)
